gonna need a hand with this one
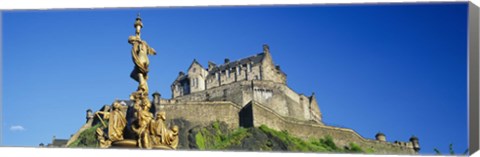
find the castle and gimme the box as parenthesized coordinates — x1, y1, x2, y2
(70, 44, 420, 154)
(169, 44, 321, 124)
(150, 44, 420, 154)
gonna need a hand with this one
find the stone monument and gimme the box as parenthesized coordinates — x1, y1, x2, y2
(94, 14, 179, 149)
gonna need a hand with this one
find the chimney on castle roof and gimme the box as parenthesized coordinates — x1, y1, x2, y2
(179, 71, 185, 76)
(263, 44, 270, 54)
(224, 58, 230, 64)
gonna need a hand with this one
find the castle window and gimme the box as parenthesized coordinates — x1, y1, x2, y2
(226, 70, 230, 78)
(192, 78, 198, 88)
(191, 79, 196, 88)
(247, 64, 252, 72)
(237, 66, 241, 75)
(195, 78, 199, 87)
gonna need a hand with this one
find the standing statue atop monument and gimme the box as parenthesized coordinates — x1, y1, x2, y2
(93, 14, 179, 150)
(129, 14, 157, 93)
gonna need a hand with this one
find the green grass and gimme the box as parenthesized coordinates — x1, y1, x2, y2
(68, 123, 103, 148)
(195, 132, 206, 150)
(346, 143, 363, 153)
(259, 125, 336, 152)
(258, 125, 372, 153)
(194, 121, 251, 150)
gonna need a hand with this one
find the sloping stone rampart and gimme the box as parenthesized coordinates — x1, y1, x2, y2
(249, 101, 415, 154)
(154, 100, 416, 154)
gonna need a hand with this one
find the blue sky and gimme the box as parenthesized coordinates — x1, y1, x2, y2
(1, 3, 469, 154)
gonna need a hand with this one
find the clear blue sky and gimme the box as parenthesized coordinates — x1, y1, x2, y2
(2, 3, 468, 155)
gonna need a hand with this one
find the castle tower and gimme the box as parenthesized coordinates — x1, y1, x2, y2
(375, 132, 386, 142)
(152, 91, 161, 105)
(409, 135, 420, 152)
(86, 109, 93, 123)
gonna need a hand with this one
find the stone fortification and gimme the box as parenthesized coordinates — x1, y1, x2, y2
(152, 45, 419, 154)
(149, 98, 419, 154)
(171, 80, 321, 123)
(246, 101, 418, 154)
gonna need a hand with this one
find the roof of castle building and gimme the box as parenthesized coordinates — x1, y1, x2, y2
(174, 74, 188, 83)
(208, 52, 265, 75)
(188, 59, 204, 71)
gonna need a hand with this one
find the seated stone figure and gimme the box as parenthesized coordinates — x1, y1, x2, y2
(150, 111, 179, 149)
(95, 101, 127, 146)
(150, 112, 168, 145)
(164, 125, 179, 149)
(131, 105, 154, 148)
(96, 127, 112, 148)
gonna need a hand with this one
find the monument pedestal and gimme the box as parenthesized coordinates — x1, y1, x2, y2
(111, 139, 174, 150)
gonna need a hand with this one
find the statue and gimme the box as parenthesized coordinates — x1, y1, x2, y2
(107, 102, 127, 141)
(96, 128, 112, 148)
(150, 112, 168, 145)
(129, 14, 157, 93)
(165, 125, 179, 149)
(95, 101, 127, 145)
(93, 14, 179, 150)
(131, 107, 154, 148)
(149, 111, 179, 149)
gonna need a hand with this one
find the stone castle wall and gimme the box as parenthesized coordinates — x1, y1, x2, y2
(156, 101, 242, 129)
(248, 101, 415, 154)
(172, 80, 320, 122)
(153, 100, 415, 154)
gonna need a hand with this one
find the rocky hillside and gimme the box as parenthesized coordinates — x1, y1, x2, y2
(68, 120, 374, 154)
